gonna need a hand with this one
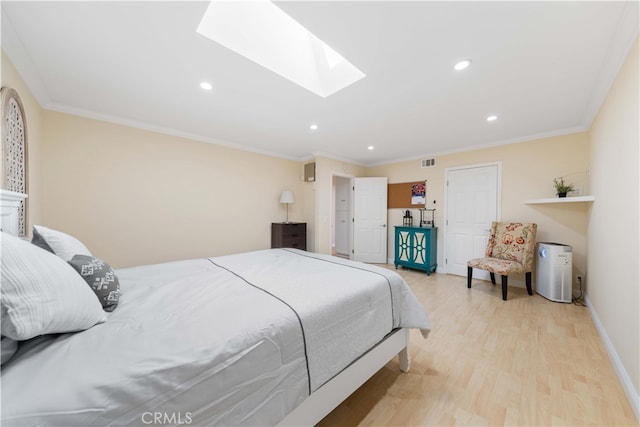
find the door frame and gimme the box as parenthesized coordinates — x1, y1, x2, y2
(443, 161, 502, 274)
(330, 171, 355, 259)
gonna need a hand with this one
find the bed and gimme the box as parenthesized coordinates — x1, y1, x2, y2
(0, 223, 430, 426)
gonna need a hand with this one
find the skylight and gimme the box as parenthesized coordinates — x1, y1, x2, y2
(453, 59, 471, 71)
(196, 0, 366, 98)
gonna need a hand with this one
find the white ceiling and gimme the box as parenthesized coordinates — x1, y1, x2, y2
(2, 1, 638, 166)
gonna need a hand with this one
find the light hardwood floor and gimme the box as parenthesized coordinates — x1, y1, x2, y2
(318, 268, 638, 427)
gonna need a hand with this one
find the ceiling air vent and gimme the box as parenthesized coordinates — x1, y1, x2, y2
(421, 158, 436, 168)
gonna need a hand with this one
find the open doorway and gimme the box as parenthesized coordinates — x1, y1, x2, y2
(331, 174, 352, 259)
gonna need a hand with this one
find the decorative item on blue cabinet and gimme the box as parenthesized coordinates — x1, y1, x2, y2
(394, 226, 437, 275)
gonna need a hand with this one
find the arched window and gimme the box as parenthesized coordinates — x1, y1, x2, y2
(1, 87, 28, 236)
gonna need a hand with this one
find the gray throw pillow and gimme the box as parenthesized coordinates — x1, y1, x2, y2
(31, 225, 92, 261)
(68, 255, 120, 312)
(31, 226, 55, 254)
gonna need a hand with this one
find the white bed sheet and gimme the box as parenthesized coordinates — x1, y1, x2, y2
(1, 249, 429, 426)
(212, 249, 431, 391)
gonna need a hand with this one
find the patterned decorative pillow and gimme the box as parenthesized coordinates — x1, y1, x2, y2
(68, 255, 120, 312)
(31, 225, 92, 261)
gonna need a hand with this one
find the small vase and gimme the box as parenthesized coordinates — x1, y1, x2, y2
(557, 192, 567, 198)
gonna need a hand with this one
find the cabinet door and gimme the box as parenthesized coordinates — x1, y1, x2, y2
(411, 230, 428, 266)
(396, 229, 412, 263)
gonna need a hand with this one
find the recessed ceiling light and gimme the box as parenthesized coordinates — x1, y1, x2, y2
(310, 124, 318, 131)
(486, 115, 498, 122)
(454, 59, 472, 71)
(196, 0, 365, 98)
(200, 81, 213, 91)
(367, 146, 375, 150)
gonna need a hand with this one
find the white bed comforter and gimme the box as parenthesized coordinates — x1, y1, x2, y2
(1, 249, 430, 426)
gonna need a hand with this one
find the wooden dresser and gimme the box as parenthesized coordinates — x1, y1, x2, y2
(271, 222, 307, 251)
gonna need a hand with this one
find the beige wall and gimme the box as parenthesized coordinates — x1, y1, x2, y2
(368, 132, 590, 287)
(1, 51, 43, 228)
(305, 156, 366, 254)
(41, 110, 304, 268)
(587, 38, 639, 403)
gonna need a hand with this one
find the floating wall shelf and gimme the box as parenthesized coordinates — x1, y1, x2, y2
(524, 195, 595, 204)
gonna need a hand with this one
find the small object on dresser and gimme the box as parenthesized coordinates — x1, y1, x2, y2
(279, 190, 295, 223)
(272, 222, 306, 251)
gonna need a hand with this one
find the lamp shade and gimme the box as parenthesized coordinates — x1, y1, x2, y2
(280, 190, 295, 204)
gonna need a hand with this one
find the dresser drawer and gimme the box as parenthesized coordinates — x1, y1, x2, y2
(280, 225, 305, 238)
(271, 223, 307, 251)
(280, 237, 305, 249)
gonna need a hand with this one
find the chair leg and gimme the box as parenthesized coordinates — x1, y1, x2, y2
(467, 267, 473, 288)
(501, 275, 508, 301)
(490, 272, 496, 285)
(525, 272, 533, 295)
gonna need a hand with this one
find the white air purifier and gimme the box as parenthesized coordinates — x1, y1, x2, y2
(536, 242, 572, 303)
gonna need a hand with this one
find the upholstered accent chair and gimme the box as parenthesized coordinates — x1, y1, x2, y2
(467, 222, 538, 301)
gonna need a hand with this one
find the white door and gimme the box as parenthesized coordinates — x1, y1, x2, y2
(353, 177, 388, 263)
(445, 164, 500, 277)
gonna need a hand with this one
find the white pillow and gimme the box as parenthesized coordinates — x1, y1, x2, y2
(1, 232, 106, 340)
(32, 224, 92, 261)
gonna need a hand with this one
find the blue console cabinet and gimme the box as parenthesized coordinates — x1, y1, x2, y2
(394, 226, 437, 275)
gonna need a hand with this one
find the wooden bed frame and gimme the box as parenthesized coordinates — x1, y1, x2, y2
(278, 328, 410, 426)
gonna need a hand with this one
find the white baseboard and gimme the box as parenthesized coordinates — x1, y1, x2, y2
(585, 293, 640, 423)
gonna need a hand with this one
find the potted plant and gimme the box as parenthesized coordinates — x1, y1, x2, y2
(553, 177, 574, 198)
